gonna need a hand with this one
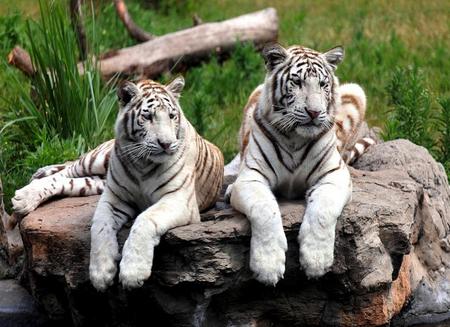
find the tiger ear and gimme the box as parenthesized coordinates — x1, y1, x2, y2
(262, 43, 288, 72)
(323, 46, 344, 70)
(166, 76, 185, 99)
(117, 81, 139, 107)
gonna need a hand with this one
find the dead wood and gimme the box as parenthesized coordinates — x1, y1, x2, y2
(96, 8, 278, 78)
(8, 8, 278, 79)
(7, 46, 35, 77)
(114, 0, 154, 42)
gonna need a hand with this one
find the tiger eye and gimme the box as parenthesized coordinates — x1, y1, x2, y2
(292, 78, 302, 87)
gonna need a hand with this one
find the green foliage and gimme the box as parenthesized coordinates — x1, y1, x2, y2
(22, 137, 83, 172)
(0, 0, 117, 208)
(0, 0, 449, 207)
(0, 13, 25, 53)
(383, 67, 435, 149)
(0, 13, 28, 112)
(7, 0, 117, 149)
(1, 137, 82, 205)
(180, 43, 264, 160)
(383, 67, 449, 175)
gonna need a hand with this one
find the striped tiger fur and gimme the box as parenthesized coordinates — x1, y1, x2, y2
(12, 77, 224, 290)
(228, 44, 374, 285)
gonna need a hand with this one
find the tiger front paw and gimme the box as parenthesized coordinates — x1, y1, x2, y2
(119, 244, 154, 289)
(89, 248, 119, 291)
(119, 221, 157, 289)
(119, 259, 152, 289)
(250, 230, 288, 286)
(298, 230, 334, 278)
(12, 182, 46, 216)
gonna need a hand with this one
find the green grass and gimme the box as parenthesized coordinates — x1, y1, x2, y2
(88, 0, 449, 143)
(179, 43, 265, 160)
(0, 0, 117, 205)
(383, 67, 450, 173)
(0, 0, 449, 208)
(18, 1, 117, 147)
(383, 66, 436, 149)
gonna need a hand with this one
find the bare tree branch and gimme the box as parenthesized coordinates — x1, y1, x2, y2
(114, 0, 154, 42)
(69, 0, 88, 60)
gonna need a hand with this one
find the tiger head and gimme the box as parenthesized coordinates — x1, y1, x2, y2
(115, 77, 185, 163)
(261, 44, 344, 139)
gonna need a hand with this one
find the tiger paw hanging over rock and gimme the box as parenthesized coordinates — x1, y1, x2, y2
(19, 139, 450, 326)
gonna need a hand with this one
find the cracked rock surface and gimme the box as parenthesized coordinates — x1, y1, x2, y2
(19, 140, 450, 326)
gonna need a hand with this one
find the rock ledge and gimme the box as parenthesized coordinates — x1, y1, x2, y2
(20, 140, 450, 326)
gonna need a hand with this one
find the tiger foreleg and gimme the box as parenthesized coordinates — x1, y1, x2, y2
(298, 168, 351, 278)
(12, 174, 105, 216)
(119, 188, 197, 289)
(230, 173, 287, 286)
(89, 188, 135, 291)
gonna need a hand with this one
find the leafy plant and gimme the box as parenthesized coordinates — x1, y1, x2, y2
(383, 66, 449, 177)
(383, 66, 435, 150)
(0, 13, 25, 54)
(5, 0, 117, 150)
(0, 0, 118, 209)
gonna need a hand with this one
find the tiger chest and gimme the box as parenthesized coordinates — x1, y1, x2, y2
(273, 169, 309, 200)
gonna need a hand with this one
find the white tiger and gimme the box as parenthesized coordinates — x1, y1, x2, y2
(228, 44, 374, 285)
(12, 77, 224, 290)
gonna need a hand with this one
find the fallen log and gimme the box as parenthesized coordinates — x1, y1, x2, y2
(8, 8, 278, 79)
(88, 7, 278, 78)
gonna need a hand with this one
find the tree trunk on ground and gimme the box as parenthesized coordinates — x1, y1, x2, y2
(8, 8, 278, 79)
(92, 7, 278, 78)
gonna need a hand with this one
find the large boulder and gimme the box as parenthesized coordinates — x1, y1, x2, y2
(19, 140, 450, 326)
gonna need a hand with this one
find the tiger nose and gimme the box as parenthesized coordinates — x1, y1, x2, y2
(305, 108, 320, 119)
(158, 140, 171, 150)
